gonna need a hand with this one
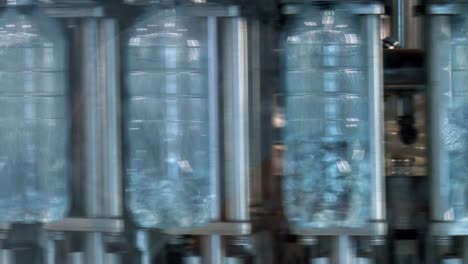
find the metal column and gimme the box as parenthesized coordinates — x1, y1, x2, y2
(99, 18, 123, 220)
(364, 13, 386, 223)
(202, 16, 224, 264)
(391, 0, 423, 48)
(202, 235, 224, 264)
(222, 17, 250, 223)
(136, 230, 150, 264)
(0, 249, 14, 264)
(81, 17, 122, 264)
(81, 18, 105, 264)
(221, 15, 250, 264)
(67, 252, 84, 264)
(331, 236, 355, 264)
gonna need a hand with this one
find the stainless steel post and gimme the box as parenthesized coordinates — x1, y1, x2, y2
(310, 258, 329, 264)
(45, 237, 56, 264)
(202, 16, 224, 264)
(67, 252, 84, 264)
(136, 230, 150, 264)
(331, 236, 355, 264)
(391, 0, 423, 48)
(364, 14, 386, 222)
(226, 257, 243, 264)
(0, 249, 14, 264)
(44, 232, 64, 264)
(82, 17, 102, 219)
(222, 17, 250, 223)
(85, 232, 104, 264)
(208, 15, 220, 225)
(202, 235, 224, 264)
(98, 18, 123, 219)
(427, 15, 453, 222)
(184, 256, 202, 264)
(82, 18, 105, 264)
(356, 258, 371, 264)
(105, 253, 121, 264)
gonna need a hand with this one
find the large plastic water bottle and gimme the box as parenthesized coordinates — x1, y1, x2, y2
(283, 5, 370, 228)
(448, 15, 468, 225)
(0, 0, 69, 223)
(124, 5, 212, 228)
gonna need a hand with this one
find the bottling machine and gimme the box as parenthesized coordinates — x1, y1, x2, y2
(0, 0, 278, 262)
(0, 0, 466, 263)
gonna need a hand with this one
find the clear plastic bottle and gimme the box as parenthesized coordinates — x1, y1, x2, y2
(448, 15, 468, 225)
(0, 1, 69, 223)
(124, 4, 212, 228)
(283, 5, 370, 228)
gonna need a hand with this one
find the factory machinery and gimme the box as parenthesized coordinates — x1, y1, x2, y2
(0, 0, 464, 263)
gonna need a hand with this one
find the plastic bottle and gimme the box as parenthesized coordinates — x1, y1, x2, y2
(124, 4, 212, 228)
(0, 0, 69, 223)
(449, 15, 468, 225)
(283, 5, 370, 228)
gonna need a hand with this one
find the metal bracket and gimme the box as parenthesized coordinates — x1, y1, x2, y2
(289, 221, 387, 236)
(175, 4, 241, 17)
(281, 2, 384, 15)
(44, 5, 105, 17)
(123, 3, 241, 17)
(431, 222, 468, 236)
(164, 222, 252, 236)
(44, 218, 124, 233)
(426, 3, 468, 15)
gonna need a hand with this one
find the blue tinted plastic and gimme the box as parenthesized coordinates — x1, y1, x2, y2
(282, 6, 371, 228)
(124, 6, 213, 229)
(0, 6, 69, 223)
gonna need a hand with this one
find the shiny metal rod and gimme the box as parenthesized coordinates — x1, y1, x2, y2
(184, 256, 202, 264)
(45, 239, 55, 264)
(0, 249, 14, 264)
(205, 16, 223, 264)
(222, 17, 250, 222)
(82, 18, 108, 264)
(67, 252, 84, 264)
(331, 236, 355, 264)
(391, 0, 423, 48)
(105, 253, 121, 264)
(310, 258, 329, 264)
(364, 14, 385, 222)
(99, 18, 123, 218)
(82, 18, 102, 218)
(44, 225, 65, 264)
(136, 230, 150, 264)
(428, 15, 452, 222)
(208, 16, 220, 222)
(202, 235, 224, 264)
(85, 232, 104, 264)
(225, 257, 244, 264)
